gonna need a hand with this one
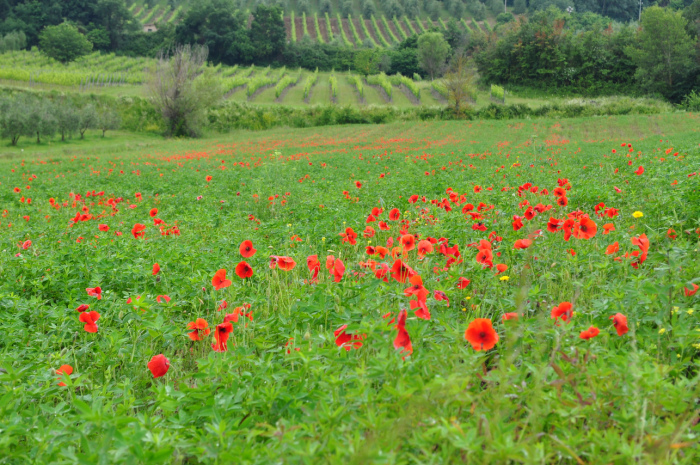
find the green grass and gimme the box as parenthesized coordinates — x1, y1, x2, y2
(1, 113, 699, 463)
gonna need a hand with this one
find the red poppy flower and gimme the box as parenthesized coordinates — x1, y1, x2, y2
(340, 227, 358, 245)
(212, 269, 232, 290)
(390, 259, 414, 283)
(239, 240, 257, 258)
(631, 234, 650, 265)
(495, 264, 508, 274)
(573, 217, 597, 240)
(374, 262, 389, 282)
(602, 223, 615, 235)
(400, 234, 416, 252)
(417, 240, 433, 258)
(610, 313, 628, 336)
(56, 364, 73, 386)
(634, 166, 644, 175)
(475, 248, 493, 268)
(667, 228, 677, 239)
(131, 223, 146, 239)
(404, 274, 428, 301)
(684, 283, 698, 297)
(276, 256, 296, 271)
(86, 287, 102, 300)
(605, 242, 619, 255)
(334, 325, 364, 350)
(206, 175, 213, 182)
(307, 254, 320, 283)
(388, 208, 400, 221)
(235, 261, 253, 279)
(152, 263, 161, 275)
(224, 305, 253, 324)
(363, 226, 376, 238)
(355, 181, 362, 188)
(579, 326, 600, 340)
(434, 290, 449, 306)
(75, 304, 89, 312)
(79, 311, 100, 333)
(556, 196, 568, 207)
(393, 309, 413, 358)
(150, 208, 158, 217)
(187, 318, 211, 341)
(98, 224, 110, 232)
(328, 257, 345, 282)
(378, 221, 390, 230)
(456, 277, 470, 289)
(464, 318, 499, 351)
(212, 322, 233, 352)
(147, 354, 170, 378)
(551, 302, 573, 323)
(513, 239, 532, 249)
(410, 298, 431, 320)
(502, 312, 518, 321)
(156, 295, 170, 303)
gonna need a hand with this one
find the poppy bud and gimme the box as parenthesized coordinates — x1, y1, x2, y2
(304, 331, 311, 340)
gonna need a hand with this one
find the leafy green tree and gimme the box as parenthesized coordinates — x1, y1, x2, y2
(354, 49, 380, 76)
(416, 32, 450, 80)
(95, 0, 137, 50)
(249, 4, 286, 63)
(86, 27, 111, 51)
(0, 95, 32, 146)
(513, 0, 527, 14)
(78, 104, 98, 139)
(98, 106, 120, 137)
(38, 22, 92, 63)
(175, 0, 252, 65)
(28, 99, 57, 144)
(56, 102, 80, 141)
(626, 6, 697, 99)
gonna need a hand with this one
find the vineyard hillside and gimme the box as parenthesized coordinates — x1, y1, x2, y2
(128, 0, 497, 47)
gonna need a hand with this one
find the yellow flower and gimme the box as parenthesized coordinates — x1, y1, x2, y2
(673, 306, 680, 314)
(632, 211, 644, 218)
(658, 328, 666, 335)
(500, 276, 510, 281)
(677, 354, 681, 358)
(687, 309, 694, 315)
(693, 343, 700, 350)
(461, 307, 466, 312)
(287, 223, 292, 227)
(322, 237, 326, 242)
(465, 296, 471, 300)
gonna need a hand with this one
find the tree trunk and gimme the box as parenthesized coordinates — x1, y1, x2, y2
(37, 132, 40, 144)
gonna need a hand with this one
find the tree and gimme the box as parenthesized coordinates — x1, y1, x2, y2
(626, 6, 697, 99)
(147, 44, 222, 137)
(98, 106, 120, 137)
(95, 0, 137, 51)
(56, 103, 80, 141)
(28, 99, 57, 144)
(442, 53, 478, 116)
(513, 0, 527, 14)
(78, 104, 98, 139)
(0, 95, 33, 146)
(175, 0, 252, 65)
(38, 22, 92, 63)
(416, 32, 450, 80)
(249, 4, 286, 63)
(354, 49, 380, 76)
(86, 27, 111, 51)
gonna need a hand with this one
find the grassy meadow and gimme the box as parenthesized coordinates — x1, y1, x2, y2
(1, 112, 700, 463)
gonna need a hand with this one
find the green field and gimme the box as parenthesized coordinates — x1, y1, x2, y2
(1, 112, 699, 463)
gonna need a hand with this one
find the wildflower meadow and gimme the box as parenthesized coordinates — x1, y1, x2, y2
(1, 112, 700, 463)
